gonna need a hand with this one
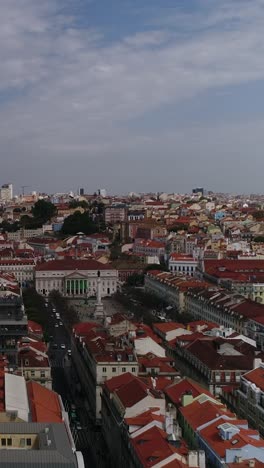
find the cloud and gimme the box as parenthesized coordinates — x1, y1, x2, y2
(0, 0, 264, 192)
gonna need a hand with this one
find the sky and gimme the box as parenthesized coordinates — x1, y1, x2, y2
(1, 0, 264, 195)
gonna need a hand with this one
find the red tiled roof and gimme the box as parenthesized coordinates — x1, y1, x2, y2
(242, 365, 264, 392)
(199, 417, 264, 459)
(27, 381, 62, 423)
(115, 378, 149, 407)
(179, 399, 234, 430)
(104, 372, 136, 393)
(125, 409, 164, 428)
(28, 320, 43, 336)
(153, 322, 185, 333)
(165, 378, 211, 407)
(35, 258, 115, 271)
(131, 425, 187, 468)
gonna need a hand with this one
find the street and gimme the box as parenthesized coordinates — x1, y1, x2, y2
(45, 301, 97, 468)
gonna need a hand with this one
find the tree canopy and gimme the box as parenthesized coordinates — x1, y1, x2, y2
(61, 211, 98, 235)
(31, 199, 57, 223)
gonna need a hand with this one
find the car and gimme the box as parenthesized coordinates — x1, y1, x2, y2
(59, 321, 63, 326)
(75, 422, 82, 430)
(52, 308, 56, 312)
(67, 350, 72, 356)
(60, 344, 66, 349)
(55, 324, 59, 328)
(70, 411, 77, 419)
(52, 343, 58, 349)
(49, 335, 54, 340)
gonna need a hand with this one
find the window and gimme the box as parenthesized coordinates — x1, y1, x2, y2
(40, 371, 45, 378)
(31, 371, 35, 376)
(7, 438, 12, 446)
(112, 367, 116, 373)
(1, 439, 6, 446)
(26, 438, 31, 446)
(20, 438, 25, 447)
(122, 367, 126, 372)
(132, 367, 136, 373)
(102, 367, 107, 373)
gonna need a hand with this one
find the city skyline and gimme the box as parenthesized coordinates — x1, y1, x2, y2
(1, 0, 264, 193)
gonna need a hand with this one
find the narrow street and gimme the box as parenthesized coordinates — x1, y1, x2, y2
(45, 301, 97, 468)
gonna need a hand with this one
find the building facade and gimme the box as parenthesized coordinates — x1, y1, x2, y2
(35, 259, 118, 297)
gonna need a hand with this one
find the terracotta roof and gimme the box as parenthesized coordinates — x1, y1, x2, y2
(165, 378, 211, 407)
(35, 258, 115, 271)
(115, 378, 149, 407)
(242, 365, 264, 392)
(199, 417, 264, 459)
(125, 409, 164, 428)
(179, 399, 234, 430)
(131, 425, 187, 468)
(27, 381, 62, 423)
(104, 372, 136, 393)
(153, 322, 185, 333)
(28, 320, 43, 336)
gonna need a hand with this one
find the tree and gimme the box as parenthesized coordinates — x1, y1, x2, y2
(61, 211, 98, 235)
(253, 210, 264, 220)
(32, 199, 57, 223)
(254, 236, 264, 243)
(144, 263, 168, 272)
(126, 273, 144, 286)
(69, 200, 89, 209)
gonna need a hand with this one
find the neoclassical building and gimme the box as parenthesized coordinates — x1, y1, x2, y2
(35, 259, 118, 297)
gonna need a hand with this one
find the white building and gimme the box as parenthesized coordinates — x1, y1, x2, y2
(0, 259, 35, 284)
(35, 258, 118, 297)
(169, 254, 199, 276)
(0, 183, 13, 201)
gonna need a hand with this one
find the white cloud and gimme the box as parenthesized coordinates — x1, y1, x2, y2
(0, 0, 264, 192)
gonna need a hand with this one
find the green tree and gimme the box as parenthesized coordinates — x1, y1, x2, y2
(32, 199, 57, 223)
(61, 211, 98, 235)
(69, 200, 89, 209)
(254, 236, 264, 243)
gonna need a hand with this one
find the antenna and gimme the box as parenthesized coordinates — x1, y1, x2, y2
(21, 185, 30, 195)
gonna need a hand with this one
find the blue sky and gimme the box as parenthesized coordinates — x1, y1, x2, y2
(1, 0, 264, 195)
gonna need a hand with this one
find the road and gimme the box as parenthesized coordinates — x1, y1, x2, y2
(45, 301, 97, 468)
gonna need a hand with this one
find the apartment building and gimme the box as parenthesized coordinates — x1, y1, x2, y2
(105, 204, 128, 224)
(185, 288, 264, 335)
(0, 295, 27, 366)
(71, 322, 138, 423)
(167, 336, 260, 395)
(237, 363, 264, 436)
(0, 259, 35, 284)
(144, 270, 208, 313)
(169, 254, 199, 276)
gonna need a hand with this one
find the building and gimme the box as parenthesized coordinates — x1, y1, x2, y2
(0, 183, 13, 201)
(237, 363, 264, 436)
(144, 270, 208, 313)
(0, 259, 35, 285)
(71, 322, 139, 423)
(133, 239, 166, 259)
(185, 288, 264, 335)
(0, 422, 83, 467)
(169, 254, 199, 277)
(0, 295, 27, 365)
(35, 258, 118, 297)
(105, 204, 128, 224)
(167, 336, 262, 395)
(18, 345, 52, 389)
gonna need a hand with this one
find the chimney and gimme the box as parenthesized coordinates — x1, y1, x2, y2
(253, 358, 262, 369)
(249, 461, 255, 468)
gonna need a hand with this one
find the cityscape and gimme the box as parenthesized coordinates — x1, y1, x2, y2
(1, 0, 264, 467)
(0, 184, 263, 467)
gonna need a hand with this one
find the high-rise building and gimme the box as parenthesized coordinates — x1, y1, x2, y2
(0, 183, 13, 201)
(98, 188, 107, 197)
(192, 187, 204, 196)
(79, 187, 84, 196)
